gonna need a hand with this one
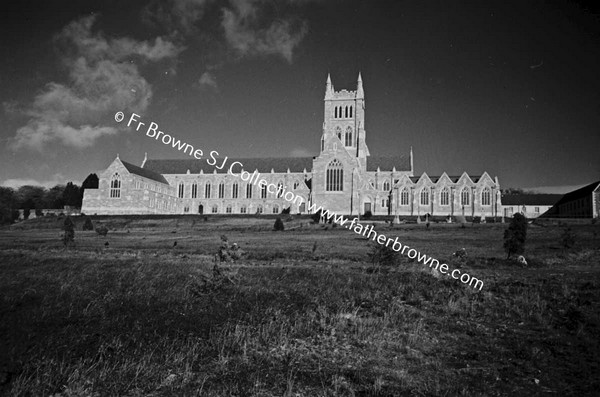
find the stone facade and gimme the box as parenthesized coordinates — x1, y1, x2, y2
(82, 73, 501, 217)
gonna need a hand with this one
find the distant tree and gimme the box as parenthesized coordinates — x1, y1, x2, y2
(16, 185, 46, 210)
(281, 206, 291, 215)
(0, 187, 18, 224)
(503, 213, 528, 259)
(81, 173, 99, 190)
(274, 217, 284, 231)
(62, 182, 82, 207)
(63, 216, 75, 247)
(44, 185, 66, 208)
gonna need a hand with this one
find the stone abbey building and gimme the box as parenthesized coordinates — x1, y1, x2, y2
(82, 73, 502, 218)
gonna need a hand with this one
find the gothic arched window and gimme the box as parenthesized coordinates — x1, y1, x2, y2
(334, 107, 338, 118)
(345, 106, 348, 118)
(232, 183, 238, 199)
(191, 183, 198, 198)
(226, 204, 232, 214)
(205, 183, 211, 199)
(461, 188, 470, 206)
(400, 188, 409, 205)
(344, 126, 353, 146)
(240, 205, 247, 214)
(272, 205, 279, 214)
(246, 183, 252, 199)
(326, 159, 343, 191)
(277, 182, 284, 198)
(178, 181, 184, 198)
(211, 204, 218, 213)
(383, 181, 390, 191)
(481, 188, 491, 206)
(420, 188, 430, 206)
(350, 106, 353, 118)
(257, 204, 263, 214)
(110, 173, 121, 198)
(440, 187, 450, 206)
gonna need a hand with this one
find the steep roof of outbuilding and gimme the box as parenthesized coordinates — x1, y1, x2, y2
(554, 181, 600, 206)
(121, 160, 169, 184)
(501, 194, 562, 206)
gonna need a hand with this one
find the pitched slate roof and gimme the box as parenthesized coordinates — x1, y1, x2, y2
(366, 155, 411, 171)
(554, 181, 600, 206)
(501, 194, 562, 206)
(121, 160, 169, 184)
(144, 158, 314, 174)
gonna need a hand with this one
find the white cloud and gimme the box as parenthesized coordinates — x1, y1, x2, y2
(222, 0, 307, 62)
(1, 174, 67, 189)
(198, 71, 219, 90)
(143, 0, 212, 33)
(10, 15, 183, 151)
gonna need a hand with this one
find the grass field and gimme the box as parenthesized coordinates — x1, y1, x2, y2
(1, 215, 599, 396)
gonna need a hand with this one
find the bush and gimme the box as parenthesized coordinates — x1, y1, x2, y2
(95, 225, 109, 236)
(503, 213, 527, 259)
(281, 207, 291, 215)
(363, 210, 373, 220)
(82, 216, 94, 231)
(62, 216, 75, 247)
(311, 209, 322, 224)
(560, 227, 576, 250)
(369, 242, 400, 270)
(273, 217, 284, 231)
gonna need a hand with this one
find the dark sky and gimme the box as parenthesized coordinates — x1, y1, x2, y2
(1, 0, 599, 192)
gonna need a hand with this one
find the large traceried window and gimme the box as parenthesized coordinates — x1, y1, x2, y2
(178, 182, 184, 198)
(218, 183, 225, 198)
(191, 183, 198, 198)
(400, 188, 409, 205)
(420, 188, 430, 206)
(205, 183, 211, 199)
(481, 188, 491, 206)
(326, 159, 343, 191)
(440, 187, 450, 206)
(246, 183, 252, 199)
(110, 173, 121, 198)
(344, 126, 353, 147)
(461, 188, 470, 206)
(232, 183, 238, 199)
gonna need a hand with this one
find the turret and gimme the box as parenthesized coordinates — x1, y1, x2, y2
(325, 73, 334, 100)
(356, 72, 364, 99)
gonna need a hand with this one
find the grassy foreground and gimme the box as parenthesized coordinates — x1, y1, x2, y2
(0, 216, 599, 396)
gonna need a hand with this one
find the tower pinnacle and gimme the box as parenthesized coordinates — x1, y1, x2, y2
(325, 73, 334, 100)
(356, 72, 364, 99)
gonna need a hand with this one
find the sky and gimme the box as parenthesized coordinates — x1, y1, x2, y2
(1, 0, 599, 193)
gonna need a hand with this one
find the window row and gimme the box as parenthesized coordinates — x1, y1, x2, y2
(334, 105, 353, 119)
(396, 187, 493, 206)
(177, 181, 303, 199)
(184, 204, 284, 214)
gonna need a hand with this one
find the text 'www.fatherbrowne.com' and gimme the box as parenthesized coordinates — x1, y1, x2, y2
(115, 111, 484, 291)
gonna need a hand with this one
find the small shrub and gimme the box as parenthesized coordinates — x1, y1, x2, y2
(363, 210, 373, 220)
(560, 227, 576, 250)
(62, 216, 75, 247)
(503, 213, 527, 259)
(273, 217, 284, 231)
(281, 207, 291, 215)
(311, 209, 322, 224)
(369, 242, 399, 270)
(95, 225, 109, 237)
(217, 235, 243, 262)
(82, 216, 94, 231)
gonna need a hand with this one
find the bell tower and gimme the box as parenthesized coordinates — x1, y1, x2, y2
(320, 73, 370, 170)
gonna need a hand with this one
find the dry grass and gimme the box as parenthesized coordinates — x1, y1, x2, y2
(0, 216, 599, 396)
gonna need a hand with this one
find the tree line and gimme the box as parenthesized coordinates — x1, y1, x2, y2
(0, 174, 98, 224)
